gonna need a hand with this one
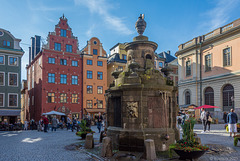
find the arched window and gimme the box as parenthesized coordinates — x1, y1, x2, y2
(204, 87, 214, 111)
(185, 91, 190, 105)
(222, 84, 234, 111)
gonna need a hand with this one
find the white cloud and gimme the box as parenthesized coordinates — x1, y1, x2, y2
(203, 0, 239, 30)
(74, 0, 134, 35)
(86, 25, 95, 37)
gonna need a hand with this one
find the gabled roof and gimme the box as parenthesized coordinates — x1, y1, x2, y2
(107, 53, 127, 64)
(158, 51, 176, 63)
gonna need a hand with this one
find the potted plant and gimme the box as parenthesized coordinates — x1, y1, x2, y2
(169, 117, 209, 160)
(76, 120, 94, 139)
(234, 135, 240, 146)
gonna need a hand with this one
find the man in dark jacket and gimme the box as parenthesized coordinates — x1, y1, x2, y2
(95, 112, 103, 133)
(227, 109, 238, 137)
(42, 115, 49, 132)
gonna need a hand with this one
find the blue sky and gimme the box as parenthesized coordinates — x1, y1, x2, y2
(1, 0, 240, 80)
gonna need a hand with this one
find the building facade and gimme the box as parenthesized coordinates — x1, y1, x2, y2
(0, 28, 24, 123)
(176, 18, 240, 117)
(26, 15, 83, 121)
(81, 37, 107, 116)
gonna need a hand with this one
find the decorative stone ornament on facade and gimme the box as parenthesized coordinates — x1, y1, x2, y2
(127, 102, 138, 118)
(135, 14, 146, 35)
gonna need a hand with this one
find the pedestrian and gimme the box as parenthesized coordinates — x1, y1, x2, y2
(177, 114, 182, 129)
(38, 118, 43, 131)
(181, 111, 189, 125)
(200, 108, 207, 133)
(72, 117, 77, 132)
(223, 112, 228, 123)
(206, 111, 212, 132)
(227, 109, 238, 137)
(42, 115, 49, 132)
(30, 118, 35, 130)
(96, 112, 103, 133)
(84, 113, 91, 128)
(24, 119, 28, 130)
(67, 116, 71, 130)
(51, 116, 57, 132)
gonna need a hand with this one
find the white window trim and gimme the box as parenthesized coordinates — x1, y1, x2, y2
(0, 55, 5, 65)
(223, 46, 232, 67)
(8, 93, 18, 107)
(0, 93, 5, 107)
(0, 72, 5, 86)
(8, 72, 18, 87)
(8, 56, 18, 66)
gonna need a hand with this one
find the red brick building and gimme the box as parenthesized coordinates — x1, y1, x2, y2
(26, 15, 83, 121)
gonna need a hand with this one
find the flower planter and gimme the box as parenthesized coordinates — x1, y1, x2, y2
(174, 149, 206, 160)
(81, 133, 87, 139)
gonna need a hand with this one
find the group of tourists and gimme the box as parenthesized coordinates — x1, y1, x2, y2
(200, 108, 238, 137)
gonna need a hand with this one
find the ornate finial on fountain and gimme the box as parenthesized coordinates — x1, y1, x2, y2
(135, 14, 146, 35)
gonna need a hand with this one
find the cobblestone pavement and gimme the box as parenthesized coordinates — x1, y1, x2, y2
(179, 123, 240, 161)
(0, 128, 97, 161)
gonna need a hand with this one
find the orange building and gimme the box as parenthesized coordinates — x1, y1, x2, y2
(81, 37, 107, 116)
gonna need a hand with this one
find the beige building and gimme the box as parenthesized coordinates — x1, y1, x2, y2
(176, 18, 240, 117)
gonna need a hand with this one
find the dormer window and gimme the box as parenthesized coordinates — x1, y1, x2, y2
(61, 29, 66, 37)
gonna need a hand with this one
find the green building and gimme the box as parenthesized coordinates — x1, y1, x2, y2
(0, 28, 24, 124)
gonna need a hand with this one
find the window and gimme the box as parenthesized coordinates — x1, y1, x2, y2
(72, 75, 78, 85)
(97, 100, 103, 108)
(93, 49, 98, 55)
(185, 91, 190, 105)
(72, 60, 78, 67)
(223, 47, 231, 66)
(0, 94, 4, 107)
(223, 84, 234, 111)
(3, 40, 10, 47)
(87, 71, 92, 79)
(122, 54, 127, 60)
(118, 66, 123, 71)
(48, 93, 55, 103)
(60, 93, 67, 103)
(93, 41, 97, 45)
(87, 60, 92, 65)
(9, 94, 17, 107)
(159, 62, 163, 68)
(48, 73, 55, 83)
(54, 43, 61, 51)
(9, 57, 18, 66)
(60, 74, 67, 84)
(66, 44, 72, 52)
(205, 87, 214, 111)
(97, 86, 103, 94)
(0, 56, 4, 64)
(48, 57, 55, 64)
(97, 61, 103, 66)
(87, 100, 92, 108)
(87, 85, 93, 94)
(97, 72, 103, 80)
(72, 94, 78, 103)
(60, 59, 67, 65)
(186, 60, 191, 76)
(9, 73, 17, 86)
(205, 54, 211, 71)
(60, 29, 66, 37)
(0, 72, 4, 86)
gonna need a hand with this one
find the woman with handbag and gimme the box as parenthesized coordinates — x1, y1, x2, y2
(206, 111, 212, 132)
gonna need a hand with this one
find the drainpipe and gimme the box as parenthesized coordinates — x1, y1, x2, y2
(199, 40, 203, 106)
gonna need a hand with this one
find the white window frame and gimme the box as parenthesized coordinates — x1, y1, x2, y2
(0, 55, 5, 65)
(0, 72, 5, 86)
(8, 72, 18, 87)
(0, 93, 4, 107)
(8, 56, 18, 66)
(8, 93, 18, 107)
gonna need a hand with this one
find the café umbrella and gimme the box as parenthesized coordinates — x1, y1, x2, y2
(194, 105, 220, 110)
(42, 110, 65, 116)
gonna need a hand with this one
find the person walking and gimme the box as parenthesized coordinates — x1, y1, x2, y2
(24, 119, 28, 130)
(51, 116, 58, 132)
(227, 109, 238, 137)
(42, 115, 49, 132)
(206, 111, 212, 132)
(67, 116, 71, 130)
(96, 112, 103, 133)
(223, 112, 228, 123)
(200, 108, 207, 133)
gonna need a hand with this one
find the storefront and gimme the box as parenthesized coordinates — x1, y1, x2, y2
(0, 110, 21, 124)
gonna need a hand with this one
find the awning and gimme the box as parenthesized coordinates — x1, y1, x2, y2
(0, 110, 21, 116)
(85, 108, 106, 113)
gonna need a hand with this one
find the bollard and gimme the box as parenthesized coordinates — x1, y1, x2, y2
(144, 139, 156, 160)
(85, 133, 94, 149)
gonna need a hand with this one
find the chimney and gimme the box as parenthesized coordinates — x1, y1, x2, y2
(167, 50, 170, 55)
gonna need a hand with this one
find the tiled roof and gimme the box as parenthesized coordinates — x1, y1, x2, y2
(107, 53, 127, 64)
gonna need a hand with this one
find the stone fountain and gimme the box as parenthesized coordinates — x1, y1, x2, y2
(106, 14, 179, 152)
